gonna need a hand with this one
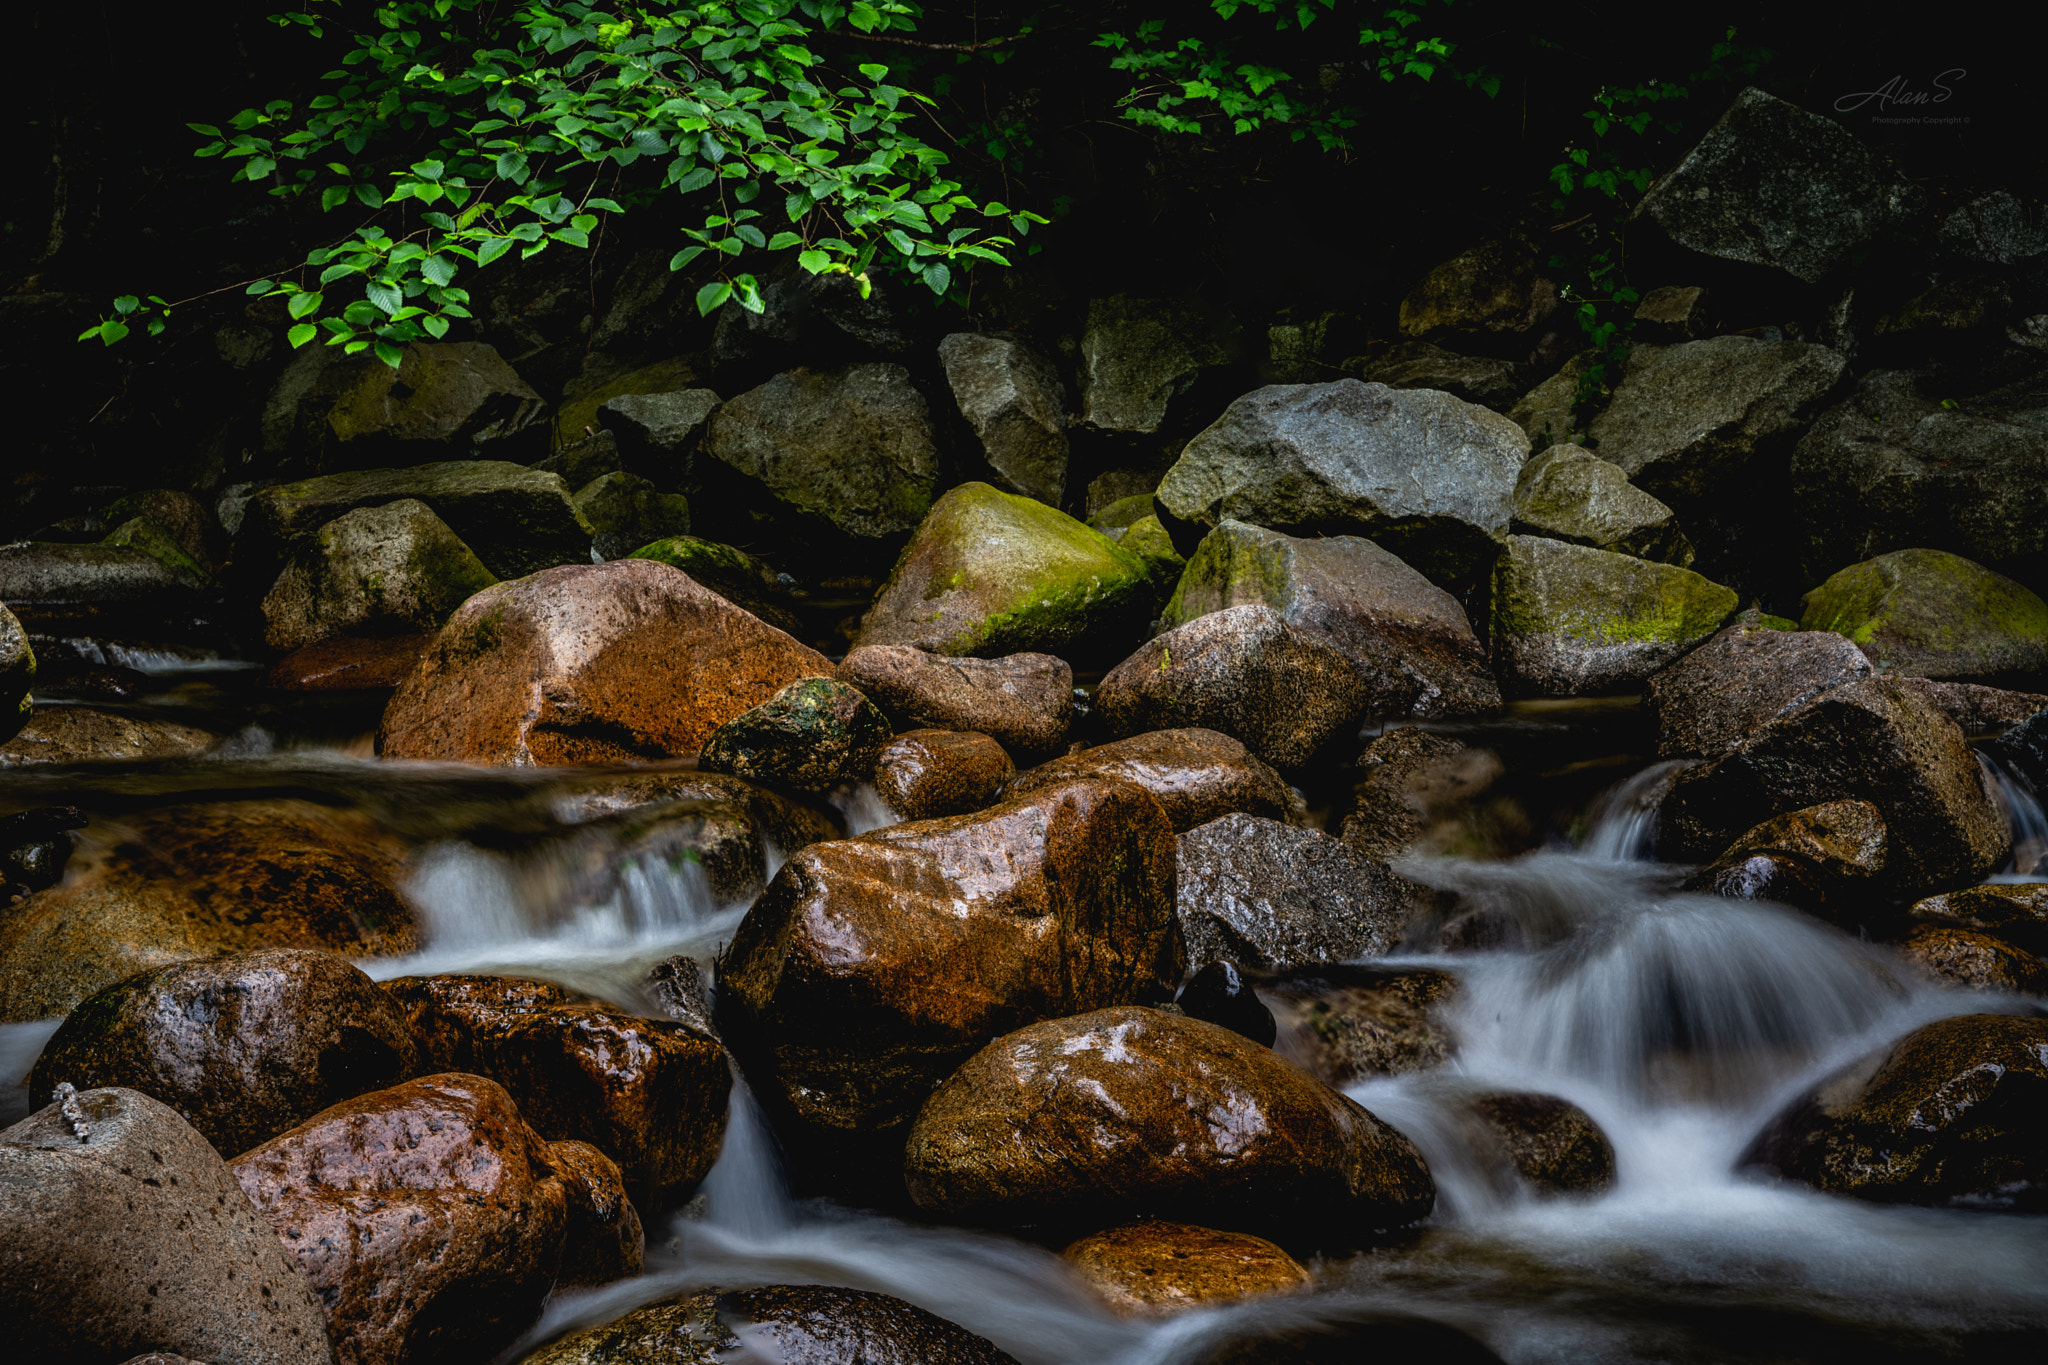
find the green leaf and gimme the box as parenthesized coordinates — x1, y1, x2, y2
(798, 249, 832, 273)
(94, 320, 130, 345)
(365, 281, 404, 314)
(374, 340, 405, 369)
(422, 313, 451, 339)
(288, 291, 323, 319)
(922, 261, 951, 295)
(670, 245, 707, 270)
(422, 255, 457, 286)
(288, 322, 320, 348)
(694, 281, 733, 314)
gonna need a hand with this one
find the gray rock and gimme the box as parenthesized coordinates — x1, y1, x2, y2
(263, 340, 545, 473)
(1358, 341, 1525, 411)
(1489, 536, 1738, 696)
(1645, 623, 1874, 758)
(938, 332, 1071, 504)
(534, 428, 624, 490)
(0, 706, 217, 766)
(260, 499, 499, 652)
(1397, 236, 1558, 349)
(1507, 348, 1596, 451)
(837, 645, 1073, 759)
(1510, 443, 1693, 565)
(1176, 814, 1416, 971)
(0, 541, 205, 633)
(0, 605, 30, 745)
(599, 387, 720, 478)
(1628, 87, 1914, 285)
(1265, 965, 1462, 1086)
(1156, 379, 1529, 586)
(707, 363, 939, 542)
(1161, 520, 1499, 720)
(1937, 191, 2048, 268)
(1632, 286, 1715, 342)
(1338, 728, 1503, 863)
(0, 1086, 335, 1365)
(1988, 707, 2048, 792)
(1080, 294, 1248, 435)
(1894, 679, 2048, 735)
(574, 471, 693, 560)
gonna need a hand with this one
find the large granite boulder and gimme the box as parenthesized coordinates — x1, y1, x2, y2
(1159, 520, 1500, 720)
(0, 704, 216, 766)
(1, 1087, 335, 1365)
(1509, 443, 1693, 565)
(1080, 294, 1248, 436)
(378, 558, 831, 765)
(1799, 548, 2048, 684)
(1156, 379, 1529, 586)
(1005, 728, 1299, 832)
(938, 332, 1071, 504)
(904, 1006, 1435, 1239)
(1488, 536, 1738, 695)
(28, 948, 418, 1157)
(0, 541, 206, 633)
(855, 482, 1154, 660)
(599, 386, 719, 480)
(1645, 621, 1874, 757)
(838, 644, 1074, 759)
(0, 603, 31, 743)
(1176, 814, 1416, 971)
(261, 498, 498, 652)
(1896, 926, 2048, 995)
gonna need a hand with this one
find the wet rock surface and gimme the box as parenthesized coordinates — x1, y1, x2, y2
(1063, 1220, 1310, 1316)
(1895, 926, 2048, 995)
(1683, 799, 1889, 921)
(1005, 727, 1299, 831)
(1176, 958, 1279, 1047)
(0, 704, 217, 765)
(1645, 622, 1874, 758)
(872, 727, 1015, 821)
(1176, 813, 1416, 971)
(1466, 1091, 1617, 1196)
(837, 645, 1073, 759)
(1338, 727, 1503, 862)
(1910, 883, 2048, 955)
(1265, 965, 1462, 1085)
(700, 676, 891, 792)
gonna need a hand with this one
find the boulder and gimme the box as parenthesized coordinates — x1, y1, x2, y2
(263, 633, 433, 692)
(1682, 799, 1888, 922)
(0, 603, 31, 743)
(1910, 883, 2048, 955)
(1176, 959, 1279, 1047)
(712, 269, 917, 369)
(1644, 622, 1873, 758)
(1895, 926, 2048, 995)
(1063, 1221, 1310, 1317)
(1396, 235, 1557, 351)
(1, 1087, 334, 1365)
(1488, 536, 1738, 696)
(1743, 1013, 2048, 1208)
(0, 541, 205, 633)
(267, 339, 546, 471)
(1988, 705, 2048, 790)
(574, 471, 692, 560)
(1117, 514, 1186, 594)
(1156, 379, 1529, 586)
(700, 676, 892, 792)
(1507, 349, 1596, 451)
(1799, 548, 2048, 684)
(706, 362, 939, 544)
(1159, 520, 1501, 720)
(231, 1073, 638, 1365)
(1176, 814, 1416, 971)
(377, 558, 831, 766)
(0, 704, 216, 766)
(938, 332, 1071, 504)
(1657, 678, 2010, 895)
(1005, 728, 1299, 832)
(1686, 851, 1829, 912)
(260, 498, 498, 652)
(550, 768, 842, 869)
(238, 461, 592, 585)
(1, 805, 84, 903)
(1938, 190, 2048, 268)
(904, 1006, 1434, 1238)
(838, 645, 1073, 758)
(518, 1285, 1020, 1365)
(1264, 966, 1462, 1086)
(1895, 679, 2048, 734)
(1509, 443, 1693, 565)
(1359, 341, 1526, 411)
(1079, 294, 1248, 436)
(855, 482, 1154, 660)
(533, 792, 776, 907)
(0, 800, 420, 1022)
(1465, 1091, 1615, 1196)
(717, 778, 1180, 1179)
(626, 535, 803, 633)
(599, 386, 720, 478)
(1632, 285, 1716, 343)
(100, 489, 225, 578)
(384, 975, 730, 1205)
(1338, 728, 1503, 862)
(1628, 87, 1913, 285)
(873, 729, 1015, 821)
(28, 948, 418, 1157)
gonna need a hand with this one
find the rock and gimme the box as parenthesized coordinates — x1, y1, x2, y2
(1686, 851, 1829, 912)
(0, 704, 216, 766)
(263, 633, 433, 691)
(101, 489, 224, 578)
(1895, 926, 2048, 994)
(1510, 443, 1694, 565)
(1117, 514, 1186, 594)
(1466, 1091, 1616, 1195)
(536, 427, 625, 490)
(1799, 548, 2048, 684)
(1174, 959, 1278, 1047)
(645, 954, 720, 1041)
(1644, 622, 1874, 758)
(905, 1006, 1434, 1238)
(1006, 728, 1299, 832)
(0, 800, 420, 1022)
(1938, 191, 2048, 268)
(550, 769, 842, 868)
(1397, 235, 1557, 351)
(1159, 520, 1501, 720)
(1176, 814, 1416, 971)
(0, 805, 84, 902)
(706, 363, 939, 544)
(385, 976, 730, 1205)
(1358, 341, 1525, 411)
(1658, 678, 2010, 896)
(1080, 294, 1248, 436)
(378, 558, 832, 766)
(938, 332, 1071, 504)
(518, 1284, 1020, 1365)
(1063, 1220, 1309, 1317)
(1894, 679, 2048, 734)
(0, 541, 205, 633)
(547, 1137, 647, 1289)
(231, 1073, 636, 1365)
(1989, 705, 2048, 790)
(28, 948, 418, 1157)
(575, 471, 692, 560)
(260, 498, 499, 652)
(599, 386, 720, 478)
(1338, 727, 1503, 862)
(855, 482, 1154, 661)
(837, 646, 1073, 758)
(700, 676, 891, 792)
(1683, 799, 1889, 920)
(1632, 285, 1715, 342)
(712, 269, 918, 369)
(1628, 87, 1913, 285)
(1094, 606, 1386, 769)
(282, 339, 546, 468)
(718, 778, 1180, 1180)
(1507, 349, 1596, 451)
(1744, 1013, 2048, 1208)
(626, 536, 802, 633)
(541, 794, 776, 907)
(1264, 966, 1461, 1086)
(1, 1087, 334, 1365)
(1488, 536, 1738, 696)
(238, 461, 592, 585)
(1910, 883, 2048, 955)
(1156, 379, 1529, 586)
(872, 728, 1015, 821)
(103, 513, 213, 584)
(0, 603, 31, 743)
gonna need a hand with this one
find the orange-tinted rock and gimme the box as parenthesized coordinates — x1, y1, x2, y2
(1063, 1220, 1310, 1316)
(1688, 800, 1889, 919)
(906, 1006, 1434, 1239)
(547, 1138, 646, 1288)
(231, 1073, 639, 1365)
(1910, 883, 2048, 955)
(378, 558, 831, 765)
(873, 728, 1015, 820)
(1467, 1091, 1616, 1195)
(1004, 728, 1300, 833)
(1896, 925, 2048, 994)
(838, 644, 1073, 759)
(550, 769, 843, 871)
(1337, 727, 1504, 862)
(1684, 850, 1830, 912)
(264, 633, 433, 691)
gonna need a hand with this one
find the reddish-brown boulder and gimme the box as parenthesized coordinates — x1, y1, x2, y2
(1896, 925, 2048, 994)
(838, 644, 1073, 758)
(264, 633, 433, 691)
(1063, 1220, 1310, 1316)
(1005, 727, 1301, 832)
(873, 728, 1015, 820)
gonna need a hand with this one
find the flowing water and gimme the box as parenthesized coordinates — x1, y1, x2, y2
(6, 673, 2048, 1361)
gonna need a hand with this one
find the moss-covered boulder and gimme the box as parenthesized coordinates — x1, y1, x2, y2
(626, 534, 800, 632)
(260, 498, 499, 652)
(1118, 514, 1186, 595)
(1799, 548, 2048, 684)
(1489, 535, 1737, 695)
(699, 676, 892, 792)
(574, 471, 691, 560)
(0, 604, 31, 744)
(856, 482, 1155, 659)
(1510, 443, 1694, 565)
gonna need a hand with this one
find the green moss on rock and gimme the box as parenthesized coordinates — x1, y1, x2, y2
(1799, 548, 2048, 683)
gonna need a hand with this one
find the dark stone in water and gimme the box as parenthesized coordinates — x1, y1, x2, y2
(1, 805, 86, 900)
(1987, 705, 2048, 792)
(1684, 850, 1829, 912)
(1264, 964, 1462, 1086)
(1178, 960, 1278, 1047)
(1468, 1090, 1616, 1195)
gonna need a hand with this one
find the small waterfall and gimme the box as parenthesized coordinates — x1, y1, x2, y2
(1978, 751, 2048, 878)
(1579, 759, 1693, 862)
(0, 1017, 64, 1127)
(830, 781, 901, 835)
